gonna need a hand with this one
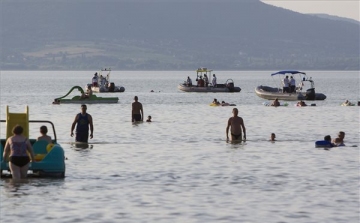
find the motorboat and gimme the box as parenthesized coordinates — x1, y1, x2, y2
(87, 68, 125, 93)
(255, 70, 326, 101)
(178, 68, 241, 93)
(0, 106, 65, 178)
(53, 86, 119, 104)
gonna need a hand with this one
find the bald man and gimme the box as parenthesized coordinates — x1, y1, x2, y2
(226, 108, 246, 142)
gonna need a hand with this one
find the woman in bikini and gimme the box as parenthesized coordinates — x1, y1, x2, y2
(3, 125, 36, 180)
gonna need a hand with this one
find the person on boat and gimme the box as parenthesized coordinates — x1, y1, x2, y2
(197, 76, 204, 87)
(270, 133, 276, 141)
(71, 104, 94, 143)
(226, 108, 246, 142)
(146, 115, 152, 122)
(132, 96, 144, 122)
(212, 74, 217, 87)
(186, 76, 192, 86)
(92, 72, 98, 87)
(37, 125, 52, 144)
(271, 98, 280, 107)
(204, 74, 209, 87)
(358, 101, 360, 106)
(282, 76, 290, 93)
(212, 98, 220, 105)
(3, 125, 36, 180)
(290, 76, 296, 93)
(81, 86, 93, 99)
(332, 131, 345, 146)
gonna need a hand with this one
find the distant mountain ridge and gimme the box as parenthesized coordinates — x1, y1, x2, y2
(0, 0, 359, 70)
(310, 13, 360, 25)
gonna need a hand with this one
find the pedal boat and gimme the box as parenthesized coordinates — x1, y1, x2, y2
(53, 86, 119, 104)
(1, 106, 65, 178)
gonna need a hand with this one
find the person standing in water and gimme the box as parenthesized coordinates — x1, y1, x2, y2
(226, 108, 246, 142)
(3, 125, 36, 180)
(132, 96, 144, 122)
(71, 104, 94, 143)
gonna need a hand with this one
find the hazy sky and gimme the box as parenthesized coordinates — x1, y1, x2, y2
(262, 0, 359, 21)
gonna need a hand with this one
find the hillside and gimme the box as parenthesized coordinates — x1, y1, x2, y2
(0, 0, 359, 70)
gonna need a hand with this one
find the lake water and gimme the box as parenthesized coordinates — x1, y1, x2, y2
(0, 70, 359, 223)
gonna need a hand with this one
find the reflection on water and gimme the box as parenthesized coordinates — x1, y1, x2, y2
(0, 71, 359, 223)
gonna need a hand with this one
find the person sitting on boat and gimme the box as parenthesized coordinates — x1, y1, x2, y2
(271, 98, 280, 107)
(186, 76, 192, 86)
(290, 76, 296, 93)
(204, 74, 209, 87)
(212, 74, 217, 87)
(197, 76, 205, 87)
(212, 98, 220, 105)
(81, 86, 93, 99)
(282, 76, 290, 93)
(92, 72, 98, 87)
(37, 125, 52, 144)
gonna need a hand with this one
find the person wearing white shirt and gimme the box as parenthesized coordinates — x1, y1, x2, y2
(289, 76, 296, 93)
(282, 76, 289, 93)
(212, 74, 217, 87)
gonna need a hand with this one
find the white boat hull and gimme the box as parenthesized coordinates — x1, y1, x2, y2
(255, 86, 326, 101)
(178, 84, 241, 93)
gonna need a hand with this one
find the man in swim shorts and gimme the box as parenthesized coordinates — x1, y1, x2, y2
(132, 96, 144, 122)
(226, 108, 246, 142)
(70, 104, 94, 143)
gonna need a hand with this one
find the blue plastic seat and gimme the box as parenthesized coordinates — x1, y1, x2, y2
(33, 140, 49, 154)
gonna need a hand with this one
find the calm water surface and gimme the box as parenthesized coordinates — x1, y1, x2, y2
(0, 71, 359, 223)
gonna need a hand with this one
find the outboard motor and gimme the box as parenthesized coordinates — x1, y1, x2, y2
(109, 82, 115, 92)
(227, 82, 235, 92)
(305, 88, 315, 100)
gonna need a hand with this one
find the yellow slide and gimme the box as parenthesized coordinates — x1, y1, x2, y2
(6, 106, 29, 140)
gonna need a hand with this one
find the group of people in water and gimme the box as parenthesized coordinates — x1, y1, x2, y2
(323, 131, 346, 147)
(186, 74, 217, 87)
(212, 98, 234, 106)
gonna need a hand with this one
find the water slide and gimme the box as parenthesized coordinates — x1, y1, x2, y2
(6, 106, 29, 139)
(55, 86, 85, 100)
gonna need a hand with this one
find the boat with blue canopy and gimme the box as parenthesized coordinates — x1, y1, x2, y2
(255, 70, 326, 101)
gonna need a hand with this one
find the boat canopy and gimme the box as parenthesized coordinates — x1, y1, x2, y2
(197, 67, 213, 72)
(271, 70, 306, 76)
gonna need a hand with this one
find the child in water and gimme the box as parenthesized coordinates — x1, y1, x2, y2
(146, 115, 152, 122)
